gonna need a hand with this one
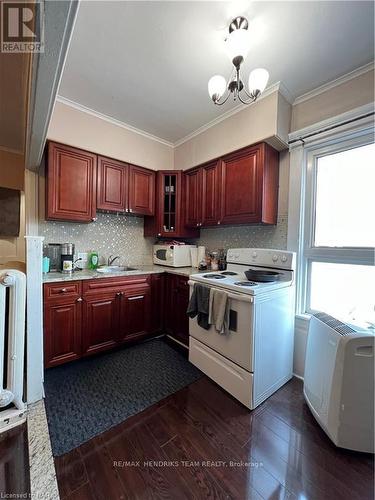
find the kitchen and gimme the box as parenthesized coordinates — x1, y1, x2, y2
(0, 1, 374, 499)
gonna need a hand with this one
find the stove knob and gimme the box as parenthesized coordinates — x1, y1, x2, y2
(281, 255, 288, 263)
(252, 251, 257, 258)
(272, 254, 279, 262)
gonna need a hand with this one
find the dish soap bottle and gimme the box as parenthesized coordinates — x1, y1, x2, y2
(89, 251, 99, 270)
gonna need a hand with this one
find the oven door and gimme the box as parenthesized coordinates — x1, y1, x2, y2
(188, 281, 254, 372)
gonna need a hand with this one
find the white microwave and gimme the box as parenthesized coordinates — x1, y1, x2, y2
(153, 244, 196, 267)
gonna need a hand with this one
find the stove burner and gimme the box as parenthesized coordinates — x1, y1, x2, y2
(202, 274, 226, 279)
(220, 271, 238, 276)
(234, 281, 258, 287)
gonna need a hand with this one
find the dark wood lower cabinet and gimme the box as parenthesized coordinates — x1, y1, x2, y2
(117, 285, 151, 342)
(44, 272, 189, 367)
(151, 273, 165, 333)
(44, 298, 82, 368)
(164, 274, 189, 346)
(82, 291, 118, 355)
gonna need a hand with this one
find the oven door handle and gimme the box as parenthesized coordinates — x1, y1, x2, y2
(188, 281, 254, 303)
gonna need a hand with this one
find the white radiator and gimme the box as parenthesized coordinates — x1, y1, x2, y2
(0, 269, 27, 432)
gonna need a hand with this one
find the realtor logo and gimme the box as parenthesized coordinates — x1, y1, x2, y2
(1, 1, 44, 53)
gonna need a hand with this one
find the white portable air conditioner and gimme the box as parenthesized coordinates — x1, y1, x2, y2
(304, 312, 374, 453)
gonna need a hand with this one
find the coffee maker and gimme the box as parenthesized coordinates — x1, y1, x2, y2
(60, 243, 75, 273)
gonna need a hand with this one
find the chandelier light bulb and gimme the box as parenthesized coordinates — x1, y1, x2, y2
(225, 28, 251, 63)
(248, 68, 269, 95)
(208, 75, 227, 101)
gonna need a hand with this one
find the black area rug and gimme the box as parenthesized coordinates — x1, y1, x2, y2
(44, 338, 202, 456)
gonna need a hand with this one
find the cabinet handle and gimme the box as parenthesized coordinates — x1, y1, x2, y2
(60, 288, 67, 293)
(196, 223, 199, 227)
(76, 297, 83, 302)
(116, 292, 124, 297)
(157, 233, 161, 237)
(217, 220, 221, 225)
(128, 295, 144, 301)
(129, 208, 133, 213)
(91, 217, 97, 222)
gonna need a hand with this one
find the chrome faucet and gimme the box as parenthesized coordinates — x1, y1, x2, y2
(108, 255, 120, 266)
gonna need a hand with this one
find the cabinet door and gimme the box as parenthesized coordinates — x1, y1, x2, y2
(144, 171, 199, 239)
(151, 274, 164, 333)
(117, 285, 151, 341)
(82, 291, 118, 355)
(44, 299, 82, 368)
(220, 145, 263, 225)
(47, 142, 97, 222)
(174, 276, 190, 345)
(97, 156, 128, 212)
(201, 161, 220, 226)
(184, 169, 201, 228)
(164, 274, 189, 345)
(163, 273, 176, 335)
(128, 165, 155, 216)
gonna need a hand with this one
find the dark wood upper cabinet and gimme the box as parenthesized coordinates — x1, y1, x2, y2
(184, 168, 201, 228)
(201, 160, 220, 226)
(144, 170, 199, 238)
(97, 157, 155, 216)
(183, 143, 277, 229)
(128, 165, 155, 216)
(47, 143, 156, 221)
(97, 156, 128, 212)
(47, 142, 97, 222)
(220, 143, 279, 225)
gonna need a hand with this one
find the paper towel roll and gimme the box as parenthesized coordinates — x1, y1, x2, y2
(190, 247, 198, 268)
(197, 246, 206, 264)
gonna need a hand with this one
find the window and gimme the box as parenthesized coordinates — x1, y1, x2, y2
(302, 137, 375, 328)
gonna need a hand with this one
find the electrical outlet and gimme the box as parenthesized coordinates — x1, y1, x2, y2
(78, 252, 89, 268)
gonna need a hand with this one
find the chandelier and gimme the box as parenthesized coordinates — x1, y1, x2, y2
(208, 16, 269, 105)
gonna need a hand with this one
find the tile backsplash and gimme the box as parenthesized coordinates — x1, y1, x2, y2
(39, 213, 288, 266)
(39, 213, 154, 266)
(197, 215, 288, 252)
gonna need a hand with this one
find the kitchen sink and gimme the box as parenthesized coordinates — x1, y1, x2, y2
(96, 266, 138, 273)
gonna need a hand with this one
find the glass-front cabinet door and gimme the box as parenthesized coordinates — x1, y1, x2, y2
(163, 174, 177, 233)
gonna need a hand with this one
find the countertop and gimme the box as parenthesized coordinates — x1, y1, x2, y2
(42, 265, 198, 283)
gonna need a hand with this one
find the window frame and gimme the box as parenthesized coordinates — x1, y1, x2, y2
(298, 129, 375, 317)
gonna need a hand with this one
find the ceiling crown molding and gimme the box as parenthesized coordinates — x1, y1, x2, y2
(293, 61, 374, 105)
(57, 82, 287, 149)
(55, 95, 175, 148)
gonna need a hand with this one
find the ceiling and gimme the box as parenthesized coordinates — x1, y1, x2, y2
(59, 1, 374, 144)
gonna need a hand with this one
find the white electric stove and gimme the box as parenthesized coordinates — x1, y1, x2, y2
(188, 248, 296, 410)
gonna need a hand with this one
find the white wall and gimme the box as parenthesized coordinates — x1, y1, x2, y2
(48, 100, 174, 170)
(291, 69, 374, 132)
(174, 90, 291, 170)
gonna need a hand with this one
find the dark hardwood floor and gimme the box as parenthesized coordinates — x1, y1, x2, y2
(0, 423, 30, 497)
(54, 377, 374, 500)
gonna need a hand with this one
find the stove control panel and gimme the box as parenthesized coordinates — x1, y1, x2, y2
(227, 248, 296, 270)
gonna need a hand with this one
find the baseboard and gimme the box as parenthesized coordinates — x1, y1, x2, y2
(293, 373, 304, 381)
